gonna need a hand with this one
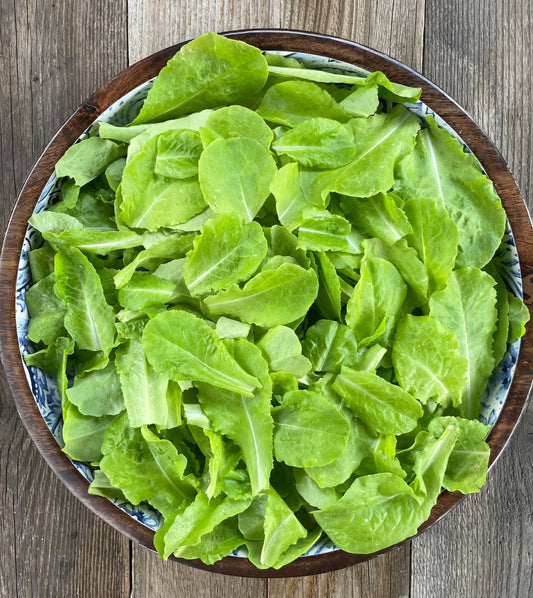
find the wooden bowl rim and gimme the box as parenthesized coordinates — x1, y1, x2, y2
(1, 28, 532, 578)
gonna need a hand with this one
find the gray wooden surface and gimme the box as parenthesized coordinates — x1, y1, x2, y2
(0, 1, 531, 596)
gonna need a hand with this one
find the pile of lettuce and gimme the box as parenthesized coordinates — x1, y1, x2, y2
(25, 33, 529, 568)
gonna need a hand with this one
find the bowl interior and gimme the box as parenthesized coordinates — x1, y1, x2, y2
(15, 49, 524, 559)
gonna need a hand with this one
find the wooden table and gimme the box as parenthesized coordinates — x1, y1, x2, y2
(1, 1, 531, 596)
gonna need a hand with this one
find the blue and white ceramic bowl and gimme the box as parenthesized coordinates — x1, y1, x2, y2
(15, 50, 524, 559)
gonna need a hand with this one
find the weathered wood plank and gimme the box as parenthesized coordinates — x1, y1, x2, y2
(0, 1, 131, 597)
(127, 0, 283, 64)
(281, 0, 425, 71)
(412, 1, 533, 597)
(268, 548, 411, 598)
(126, 2, 278, 594)
(132, 548, 269, 597)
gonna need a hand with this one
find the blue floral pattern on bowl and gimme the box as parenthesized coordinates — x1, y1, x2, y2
(15, 51, 523, 559)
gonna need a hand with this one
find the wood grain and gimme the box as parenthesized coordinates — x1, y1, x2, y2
(411, 1, 533, 597)
(127, 0, 283, 64)
(282, 0, 425, 71)
(0, 2, 131, 597)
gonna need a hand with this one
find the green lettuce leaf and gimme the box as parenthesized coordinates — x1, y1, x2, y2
(66, 360, 124, 417)
(428, 416, 490, 494)
(134, 33, 268, 124)
(100, 415, 197, 517)
(272, 117, 355, 168)
(256, 326, 311, 377)
(54, 247, 115, 353)
(200, 105, 274, 148)
(313, 105, 420, 198)
(395, 116, 506, 268)
(302, 319, 359, 374)
(196, 339, 274, 495)
(55, 137, 126, 186)
(403, 197, 459, 294)
(333, 366, 423, 435)
(184, 214, 267, 296)
(142, 310, 260, 396)
(429, 268, 498, 419)
(204, 263, 319, 328)
(346, 256, 407, 348)
(198, 136, 277, 222)
(272, 390, 350, 467)
(392, 315, 468, 407)
(115, 337, 181, 428)
(257, 80, 349, 127)
(120, 133, 206, 230)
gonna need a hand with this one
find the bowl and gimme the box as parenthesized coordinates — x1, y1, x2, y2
(1, 29, 532, 578)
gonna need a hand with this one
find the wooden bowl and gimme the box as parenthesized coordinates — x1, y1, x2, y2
(1, 29, 532, 578)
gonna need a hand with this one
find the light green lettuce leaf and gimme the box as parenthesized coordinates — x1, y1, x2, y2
(28, 246, 56, 282)
(340, 85, 379, 117)
(120, 133, 206, 231)
(269, 162, 322, 231)
(394, 116, 506, 268)
(99, 110, 213, 147)
(428, 416, 490, 494)
(403, 197, 459, 294)
(508, 292, 530, 343)
(55, 137, 126, 186)
(100, 415, 197, 516)
(105, 157, 126, 191)
(272, 390, 350, 468)
(44, 229, 144, 255)
(196, 339, 273, 495)
(345, 257, 407, 348)
(24, 336, 74, 404)
(62, 403, 118, 463)
(362, 238, 428, 305)
(134, 33, 268, 124)
(305, 409, 370, 488)
(25, 272, 67, 344)
(429, 268, 498, 419)
(204, 263, 319, 328)
(294, 470, 340, 508)
(143, 310, 260, 396)
(314, 426, 458, 554)
(153, 129, 203, 179)
(312, 251, 342, 321)
(88, 470, 127, 502)
(484, 263, 509, 366)
(272, 117, 355, 168)
(200, 105, 274, 148)
(117, 272, 176, 310)
(114, 234, 194, 289)
(256, 326, 311, 377)
(198, 137, 277, 222)
(302, 319, 358, 374)
(341, 192, 413, 245)
(297, 209, 357, 253)
(215, 316, 251, 339)
(257, 80, 349, 127)
(392, 315, 468, 407)
(266, 66, 421, 103)
(172, 518, 245, 564)
(313, 105, 420, 199)
(29, 211, 82, 234)
(184, 214, 267, 296)
(333, 366, 423, 435)
(115, 337, 181, 428)
(66, 360, 124, 417)
(54, 247, 115, 353)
